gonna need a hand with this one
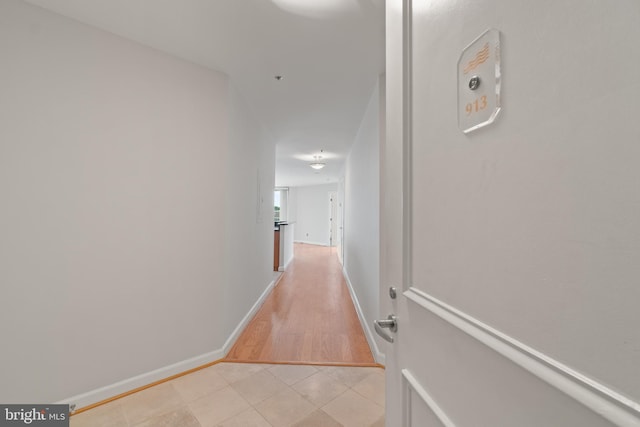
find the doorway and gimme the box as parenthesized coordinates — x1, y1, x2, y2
(329, 191, 337, 247)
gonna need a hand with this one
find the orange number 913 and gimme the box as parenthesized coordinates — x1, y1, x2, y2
(465, 95, 488, 115)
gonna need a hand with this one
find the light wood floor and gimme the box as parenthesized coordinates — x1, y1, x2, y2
(225, 243, 376, 365)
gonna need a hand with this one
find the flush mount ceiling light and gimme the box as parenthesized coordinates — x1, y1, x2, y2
(270, 0, 358, 18)
(309, 151, 326, 170)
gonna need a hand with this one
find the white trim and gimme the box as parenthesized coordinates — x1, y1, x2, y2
(277, 256, 293, 272)
(284, 250, 294, 270)
(222, 278, 277, 354)
(59, 278, 277, 411)
(343, 269, 386, 365)
(404, 287, 640, 426)
(293, 240, 328, 247)
(402, 369, 455, 427)
(57, 349, 224, 410)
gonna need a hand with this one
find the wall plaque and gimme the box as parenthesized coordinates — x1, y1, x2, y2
(458, 29, 501, 133)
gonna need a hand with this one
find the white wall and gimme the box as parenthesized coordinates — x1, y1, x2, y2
(287, 187, 298, 223)
(0, 0, 274, 406)
(342, 77, 384, 361)
(278, 223, 295, 271)
(291, 184, 338, 246)
(223, 83, 276, 346)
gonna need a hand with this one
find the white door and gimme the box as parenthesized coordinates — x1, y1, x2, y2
(381, 1, 640, 426)
(329, 191, 338, 247)
(337, 179, 345, 264)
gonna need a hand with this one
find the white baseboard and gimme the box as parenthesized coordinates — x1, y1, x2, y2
(57, 349, 224, 410)
(342, 269, 385, 365)
(278, 256, 294, 272)
(284, 253, 294, 270)
(61, 277, 277, 411)
(222, 278, 276, 354)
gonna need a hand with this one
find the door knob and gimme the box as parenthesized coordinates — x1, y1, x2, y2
(374, 314, 397, 343)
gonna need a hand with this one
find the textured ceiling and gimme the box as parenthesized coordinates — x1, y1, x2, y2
(22, 0, 385, 187)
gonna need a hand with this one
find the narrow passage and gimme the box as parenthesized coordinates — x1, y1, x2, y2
(225, 243, 376, 365)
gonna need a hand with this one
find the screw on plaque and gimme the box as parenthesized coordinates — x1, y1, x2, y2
(469, 76, 481, 90)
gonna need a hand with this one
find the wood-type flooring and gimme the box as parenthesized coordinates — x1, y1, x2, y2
(225, 243, 376, 365)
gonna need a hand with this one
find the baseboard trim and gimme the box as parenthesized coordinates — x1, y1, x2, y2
(58, 349, 224, 411)
(343, 269, 385, 365)
(277, 256, 293, 272)
(61, 277, 277, 413)
(405, 287, 640, 426)
(222, 278, 277, 355)
(284, 254, 293, 270)
(273, 272, 285, 286)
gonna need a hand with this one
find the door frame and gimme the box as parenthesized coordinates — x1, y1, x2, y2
(329, 191, 337, 247)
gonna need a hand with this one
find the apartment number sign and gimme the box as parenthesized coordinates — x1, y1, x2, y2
(458, 29, 502, 133)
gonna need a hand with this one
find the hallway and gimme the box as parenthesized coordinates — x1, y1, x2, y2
(226, 243, 376, 365)
(70, 244, 385, 426)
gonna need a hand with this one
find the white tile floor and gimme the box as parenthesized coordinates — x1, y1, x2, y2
(71, 363, 385, 427)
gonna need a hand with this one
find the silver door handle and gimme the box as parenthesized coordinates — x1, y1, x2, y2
(374, 314, 397, 343)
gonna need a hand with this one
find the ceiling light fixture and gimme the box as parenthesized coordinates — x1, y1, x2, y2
(270, 0, 357, 18)
(309, 150, 326, 170)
